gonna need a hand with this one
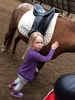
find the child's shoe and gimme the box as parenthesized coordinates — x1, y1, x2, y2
(10, 90, 24, 98)
(8, 82, 16, 89)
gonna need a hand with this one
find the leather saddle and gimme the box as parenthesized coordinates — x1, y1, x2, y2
(28, 4, 59, 37)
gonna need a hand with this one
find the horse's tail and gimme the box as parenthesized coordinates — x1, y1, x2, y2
(4, 9, 17, 51)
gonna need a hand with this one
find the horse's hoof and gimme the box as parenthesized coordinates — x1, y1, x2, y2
(1, 48, 6, 52)
(1, 44, 6, 52)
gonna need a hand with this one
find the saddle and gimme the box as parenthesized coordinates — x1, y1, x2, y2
(28, 4, 59, 37)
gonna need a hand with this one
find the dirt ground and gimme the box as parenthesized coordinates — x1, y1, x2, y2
(0, 0, 75, 100)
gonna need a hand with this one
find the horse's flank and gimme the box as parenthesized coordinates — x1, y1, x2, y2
(52, 16, 75, 55)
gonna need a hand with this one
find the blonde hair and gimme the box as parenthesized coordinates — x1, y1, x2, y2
(28, 31, 44, 45)
(22, 32, 44, 59)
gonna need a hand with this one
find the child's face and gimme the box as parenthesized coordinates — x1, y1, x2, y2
(31, 36, 44, 51)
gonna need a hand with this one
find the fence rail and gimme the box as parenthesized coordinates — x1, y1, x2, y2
(36, 0, 75, 14)
(22, 0, 75, 14)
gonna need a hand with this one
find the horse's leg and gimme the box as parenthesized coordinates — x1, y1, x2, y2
(1, 11, 17, 52)
(12, 35, 21, 54)
(34, 62, 45, 77)
(37, 62, 45, 71)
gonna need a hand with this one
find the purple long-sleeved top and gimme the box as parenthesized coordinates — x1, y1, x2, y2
(18, 48, 55, 81)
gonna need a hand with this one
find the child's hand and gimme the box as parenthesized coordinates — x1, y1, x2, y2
(51, 41, 59, 50)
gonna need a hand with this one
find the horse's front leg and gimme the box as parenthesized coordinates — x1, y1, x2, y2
(37, 62, 45, 70)
(34, 62, 45, 77)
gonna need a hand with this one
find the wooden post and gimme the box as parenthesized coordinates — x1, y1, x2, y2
(56, 0, 59, 8)
(62, 0, 64, 9)
(67, 0, 70, 16)
(50, 0, 53, 8)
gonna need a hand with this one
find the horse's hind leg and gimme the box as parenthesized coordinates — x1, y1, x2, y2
(12, 35, 21, 54)
(1, 11, 17, 52)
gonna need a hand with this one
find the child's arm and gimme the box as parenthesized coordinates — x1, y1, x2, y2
(32, 41, 59, 62)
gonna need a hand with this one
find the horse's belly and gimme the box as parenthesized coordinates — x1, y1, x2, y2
(18, 9, 35, 38)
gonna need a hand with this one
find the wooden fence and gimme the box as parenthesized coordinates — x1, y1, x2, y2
(22, 0, 75, 14)
(36, 0, 75, 14)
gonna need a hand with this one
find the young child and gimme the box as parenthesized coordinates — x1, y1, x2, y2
(8, 32, 59, 98)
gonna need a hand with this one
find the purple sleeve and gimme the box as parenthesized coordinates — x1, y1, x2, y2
(32, 49, 55, 62)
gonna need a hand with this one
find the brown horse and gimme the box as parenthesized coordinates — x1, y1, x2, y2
(1, 3, 75, 71)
